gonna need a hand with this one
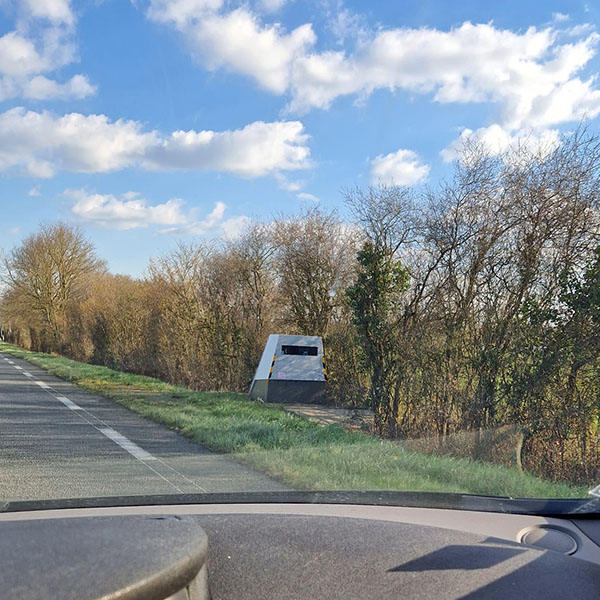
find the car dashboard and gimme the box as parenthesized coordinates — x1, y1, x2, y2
(2, 495, 600, 599)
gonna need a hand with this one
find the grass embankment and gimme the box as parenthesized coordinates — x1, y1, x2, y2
(0, 341, 588, 498)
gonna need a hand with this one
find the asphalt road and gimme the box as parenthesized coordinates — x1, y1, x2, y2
(0, 352, 289, 501)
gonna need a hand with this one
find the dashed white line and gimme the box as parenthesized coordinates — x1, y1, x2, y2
(0, 354, 203, 493)
(56, 396, 82, 410)
(27, 375, 161, 465)
(99, 427, 157, 461)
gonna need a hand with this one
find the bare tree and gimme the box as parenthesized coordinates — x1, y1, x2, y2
(272, 207, 357, 336)
(1, 223, 104, 351)
(148, 243, 213, 388)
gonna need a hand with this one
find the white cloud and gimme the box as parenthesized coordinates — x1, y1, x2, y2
(21, 0, 74, 25)
(282, 180, 302, 192)
(22, 74, 96, 100)
(275, 173, 321, 204)
(28, 185, 40, 196)
(326, 3, 369, 46)
(0, 70, 95, 103)
(148, 2, 315, 94)
(440, 124, 561, 162)
(148, 4, 600, 131)
(0, 107, 310, 178)
(0, 108, 155, 177)
(370, 149, 429, 186)
(142, 120, 310, 176)
(275, 172, 304, 192)
(190, 9, 314, 94)
(258, 0, 288, 13)
(67, 189, 188, 230)
(0, 31, 47, 76)
(220, 215, 253, 240)
(67, 188, 252, 238)
(553, 12, 570, 23)
(296, 191, 319, 202)
(289, 23, 600, 128)
(163, 200, 252, 237)
(0, 1, 94, 102)
(147, 0, 223, 26)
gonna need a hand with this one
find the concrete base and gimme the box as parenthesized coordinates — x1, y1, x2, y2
(249, 380, 326, 404)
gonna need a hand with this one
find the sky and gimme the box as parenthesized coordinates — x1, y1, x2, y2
(1, 0, 600, 275)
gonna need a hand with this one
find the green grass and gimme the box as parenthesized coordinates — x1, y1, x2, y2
(0, 341, 588, 498)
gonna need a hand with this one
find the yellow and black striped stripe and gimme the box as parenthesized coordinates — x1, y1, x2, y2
(322, 356, 327, 381)
(268, 354, 277, 379)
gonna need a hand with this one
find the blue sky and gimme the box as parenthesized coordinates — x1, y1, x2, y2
(1, 0, 600, 275)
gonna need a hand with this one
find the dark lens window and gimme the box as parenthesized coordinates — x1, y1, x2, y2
(281, 345, 318, 356)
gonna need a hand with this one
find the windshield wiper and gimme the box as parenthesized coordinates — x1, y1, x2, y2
(3, 491, 600, 516)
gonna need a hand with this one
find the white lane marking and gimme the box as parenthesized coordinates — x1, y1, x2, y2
(55, 402, 185, 492)
(2, 358, 200, 493)
(99, 427, 157, 461)
(7, 360, 14, 365)
(56, 396, 83, 410)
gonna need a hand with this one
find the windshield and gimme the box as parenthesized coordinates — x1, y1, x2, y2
(1, 0, 600, 514)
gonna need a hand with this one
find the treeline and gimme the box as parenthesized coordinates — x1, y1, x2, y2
(0, 211, 362, 398)
(3, 129, 600, 485)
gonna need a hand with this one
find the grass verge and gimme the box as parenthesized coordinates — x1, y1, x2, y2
(0, 341, 588, 498)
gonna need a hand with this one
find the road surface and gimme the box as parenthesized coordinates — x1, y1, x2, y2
(0, 352, 289, 501)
